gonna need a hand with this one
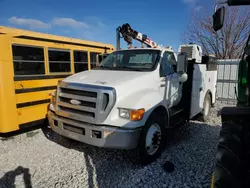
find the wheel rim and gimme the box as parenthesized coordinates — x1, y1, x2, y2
(145, 123, 162, 155)
(204, 100, 210, 116)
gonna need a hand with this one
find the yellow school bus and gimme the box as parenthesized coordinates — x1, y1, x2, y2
(0, 25, 114, 134)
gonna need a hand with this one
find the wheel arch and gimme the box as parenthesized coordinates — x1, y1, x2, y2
(199, 89, 213, 122)
(205, 89, 213, 106)
(148, 105, 169, 128)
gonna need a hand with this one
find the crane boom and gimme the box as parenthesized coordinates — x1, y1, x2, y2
(116, 23, 160, 50)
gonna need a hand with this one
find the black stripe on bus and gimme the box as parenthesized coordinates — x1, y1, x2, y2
(0, 32, 6, 34)
(15, 86, 57, 94)
(17, 99, 51, 108)
(19, 119, 46, 130)
(14, 35, 112, 50)
(0, 119, 46, 137)
(14, 74, 71, 81)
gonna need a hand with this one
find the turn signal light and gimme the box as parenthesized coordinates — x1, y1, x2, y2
(130, 109, 145, 121)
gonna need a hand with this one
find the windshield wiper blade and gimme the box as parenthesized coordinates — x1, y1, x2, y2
(96, 66, 115, 69)
(122, 66, 143, 71)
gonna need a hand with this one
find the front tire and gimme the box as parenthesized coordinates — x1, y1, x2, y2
(135, 112, 167, 165)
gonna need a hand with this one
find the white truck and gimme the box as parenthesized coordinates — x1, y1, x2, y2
(47, 23, 217, 164)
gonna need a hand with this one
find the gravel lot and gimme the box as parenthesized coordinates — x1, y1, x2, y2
(0, 104, 225, 188)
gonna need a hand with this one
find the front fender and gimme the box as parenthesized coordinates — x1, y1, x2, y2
(117, 89, 168, 125)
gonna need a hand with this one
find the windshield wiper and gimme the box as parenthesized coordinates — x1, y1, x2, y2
(122, 66, 144, 71)
(95, 66, 116, 70)
(96, 65, 144, 71)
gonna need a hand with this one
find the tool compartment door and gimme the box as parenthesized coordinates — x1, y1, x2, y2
(190, 64, 206, 118)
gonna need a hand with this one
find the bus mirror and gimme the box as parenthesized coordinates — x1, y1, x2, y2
(96, 54, 100, 66)
(96, 53, 109, 67)
(213, 6, 225, 32)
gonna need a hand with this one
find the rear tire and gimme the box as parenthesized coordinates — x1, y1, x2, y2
(200, 94, 211, 122)
(134, 112, 167, 165)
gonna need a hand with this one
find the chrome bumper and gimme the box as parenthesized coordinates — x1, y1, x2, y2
(48, 111, 141, 149)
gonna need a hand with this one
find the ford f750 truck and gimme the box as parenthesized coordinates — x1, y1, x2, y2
(47, 24, 218, 164)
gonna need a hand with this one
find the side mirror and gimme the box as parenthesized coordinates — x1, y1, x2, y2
(177, 52, 187, 73)
(179, 73, 188, 83)
(244, 45, 250, 56)
(96, 54, 106, 67)
(213, 6, 225, 32)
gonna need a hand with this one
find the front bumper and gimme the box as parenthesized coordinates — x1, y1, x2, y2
(48, 111, 141, 149)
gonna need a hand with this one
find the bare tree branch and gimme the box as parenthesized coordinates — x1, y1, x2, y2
(181, 4, 250, 59)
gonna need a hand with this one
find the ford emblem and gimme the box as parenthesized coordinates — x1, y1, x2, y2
(70, 99, 81, 105)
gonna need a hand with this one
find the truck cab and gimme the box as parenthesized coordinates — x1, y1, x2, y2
(48, 45, 217, 164)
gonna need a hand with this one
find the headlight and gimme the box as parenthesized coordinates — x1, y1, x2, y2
(119, 108, 145, 121)
(119, 109, 130, 119)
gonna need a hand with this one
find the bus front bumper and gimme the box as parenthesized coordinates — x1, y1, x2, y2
(48, 111, 141, 149)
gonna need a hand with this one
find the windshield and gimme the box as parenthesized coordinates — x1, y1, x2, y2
(96, 49, 161, 71)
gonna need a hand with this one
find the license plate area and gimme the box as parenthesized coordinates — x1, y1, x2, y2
(63, 123, 85, 135)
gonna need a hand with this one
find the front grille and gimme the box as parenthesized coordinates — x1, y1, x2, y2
(59, 97, 96, 108)
(61, 88, 97, 98)
(55, 81, 116, 124)
(60, 106, 95, 118)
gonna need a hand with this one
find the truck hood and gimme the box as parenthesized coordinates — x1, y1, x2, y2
(63, 70, 158, 100)
(64, 69, 155, 88)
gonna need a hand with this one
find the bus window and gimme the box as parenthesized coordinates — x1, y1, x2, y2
(90, 52, 100, 69)
(48, 49, 71, 73)
(74, 51, 88, 73)
(12, 45, 45, 75)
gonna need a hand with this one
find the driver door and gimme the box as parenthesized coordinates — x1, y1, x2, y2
(159, 52, 180, 108)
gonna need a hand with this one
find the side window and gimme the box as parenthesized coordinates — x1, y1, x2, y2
(160, 52, 175, 77)
(170, 53, 177, 72)
(90, 52, 101, 69)
(74, 51, 88, 73)
(48, 49, 71, 73)
(12, 45, 45, 76)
